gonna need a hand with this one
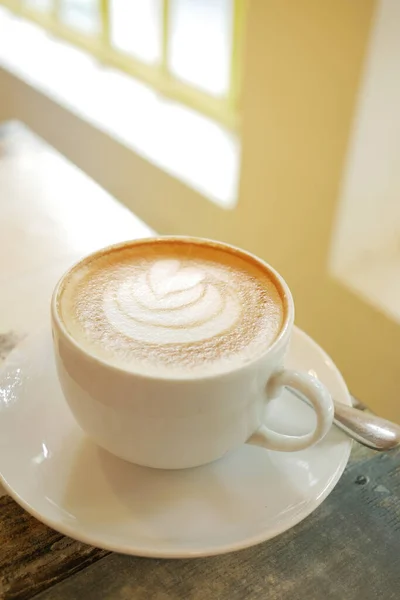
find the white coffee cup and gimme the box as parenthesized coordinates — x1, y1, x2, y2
(51, 238, 334, 469)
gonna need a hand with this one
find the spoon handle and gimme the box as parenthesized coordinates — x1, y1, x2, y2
(333, 401, 400, 450)
(288, 388, 400, 450)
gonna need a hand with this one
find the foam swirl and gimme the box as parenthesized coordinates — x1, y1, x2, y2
(103, 259, 241, 344)
(60, 240, 285, 375)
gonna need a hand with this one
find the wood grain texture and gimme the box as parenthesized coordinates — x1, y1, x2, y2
(0, 497, 109, 600)
(32, 447, 400, 600)
(0, 332, 23, 364)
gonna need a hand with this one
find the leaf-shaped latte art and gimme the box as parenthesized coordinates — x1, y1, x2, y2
(61, 241, 285, 375)
(149, 260, 205, 297)
(103, 259, 241, 344)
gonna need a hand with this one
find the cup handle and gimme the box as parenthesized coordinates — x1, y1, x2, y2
(247, 370, 334, 452)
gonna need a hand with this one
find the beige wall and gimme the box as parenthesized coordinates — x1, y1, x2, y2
(2, 0, 399, 419)
(330, 0, 400, 269)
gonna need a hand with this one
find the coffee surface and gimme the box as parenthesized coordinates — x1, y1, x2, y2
(58, 239, 285, 377)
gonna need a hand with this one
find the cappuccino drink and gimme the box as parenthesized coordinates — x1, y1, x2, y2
(52, 236, 333, 468)
(57, 238, 286, 378)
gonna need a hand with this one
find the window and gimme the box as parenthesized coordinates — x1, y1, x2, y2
(0, 0, 246, 128)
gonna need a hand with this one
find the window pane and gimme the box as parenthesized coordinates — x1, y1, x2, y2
(110, 0, 162, 64)
(24, 0, 52, 11)
(169, 0, 233, 96)
(59, 0, 101, 35)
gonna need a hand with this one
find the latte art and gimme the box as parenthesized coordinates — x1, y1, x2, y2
(105, 259, 241, 344)
(58, 239, 286, 377)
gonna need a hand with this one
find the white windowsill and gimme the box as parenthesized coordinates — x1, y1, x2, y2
(329, 0, 400, 326)
(331, 248, 400, 325)
(0, 7, 240, 208)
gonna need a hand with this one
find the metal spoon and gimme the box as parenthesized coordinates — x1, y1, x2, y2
(290, 389, 400, 450)
(332, 400, 400, 450)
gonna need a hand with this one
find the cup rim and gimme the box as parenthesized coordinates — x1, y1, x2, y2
(51, 236, 295, 382)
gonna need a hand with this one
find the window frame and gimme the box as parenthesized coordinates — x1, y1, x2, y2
(1, 0, 246, 129)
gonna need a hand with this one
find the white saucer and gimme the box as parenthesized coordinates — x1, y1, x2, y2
(0, 326, 351, 558)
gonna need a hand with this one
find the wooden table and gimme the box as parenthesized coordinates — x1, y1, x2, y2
(0, 122, 399, 600)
